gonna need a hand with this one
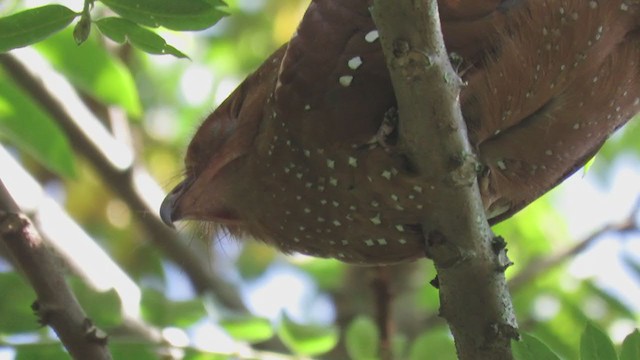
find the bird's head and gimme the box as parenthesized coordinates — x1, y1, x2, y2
(160, 48, 285, 229)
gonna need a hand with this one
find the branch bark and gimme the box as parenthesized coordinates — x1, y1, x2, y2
(0, 179, 112, 360)
(370, 1, 517, 358)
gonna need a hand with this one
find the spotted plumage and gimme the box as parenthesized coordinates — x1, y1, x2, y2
(161, 0, 640, 264)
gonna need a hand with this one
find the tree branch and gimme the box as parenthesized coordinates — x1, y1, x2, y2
(0, 179, 112, 360)
(0, 53, 246, 312)
(371, 1, 517, 358)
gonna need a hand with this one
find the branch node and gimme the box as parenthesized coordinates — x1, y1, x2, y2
(486, 322, 520, 345)
(83, 318, 109, 345)
(448, 152, 479, 187)
(425, 230, 474, 268)
(392, 39, 433, 80)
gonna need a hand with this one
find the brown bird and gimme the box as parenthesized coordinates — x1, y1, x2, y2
(161, 0, 640, 264)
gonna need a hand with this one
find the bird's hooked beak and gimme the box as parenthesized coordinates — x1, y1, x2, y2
(160, 176, 195, 228)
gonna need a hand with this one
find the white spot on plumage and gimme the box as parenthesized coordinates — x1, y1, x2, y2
(370, 213, 382, 225)
(348, 157, 358, 167)
(365, 239, 375, 246)
(348, 56, 363, 70)
(339, 75, 353, 87)
(327, 159, 335, 169)
(365, 30, 379, 43)
(377, 238, 387, 245)
(497, 160, 507, 170)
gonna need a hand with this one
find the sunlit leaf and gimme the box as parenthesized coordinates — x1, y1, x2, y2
(0, 70, 76, 178)
(345, 316, 379, 360)
(220, 315, 274, 343)
(35, 29, 142, 118)
(512, 333, 561, 360)
(99, 0, 226, 31)
(0, 5, 77, 52)
(96, 17, 187, 58)
(277, 312, 339, 356)
(580, 322, 618, 360)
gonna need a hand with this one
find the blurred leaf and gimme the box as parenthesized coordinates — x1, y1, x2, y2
(109, 343, 157, 360)
(15, 344, 67, 360)
(184, 349, 228, 360)
(236, 242, 276, 279)
(392, 333, 408, 360)
(0, 272, 37, 333)
(580, 322, 618, 360)
(219, 314, 274, 343)
(512, 333, 561, 360)
(584, 280, 635, 320)
(408, 329, 456, 360)
(0, 5, 77, 52)
(69, 277, 122, 327)
(345, 316, 379, 360)
(620, 329, 640, 360)
(141, 288, 205, 327)
(35, 28, 142, 118)
(99, 0, 226, 31)
(297, 258, 345, 291)
(96, 17, 187, 58)
(0, 69, 76, 178)
(277, 312, 339, 356)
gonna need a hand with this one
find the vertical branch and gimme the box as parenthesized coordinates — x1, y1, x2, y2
(370, 1, 517, 359)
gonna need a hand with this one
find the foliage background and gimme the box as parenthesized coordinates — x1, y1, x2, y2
(0, 0, 640, 359)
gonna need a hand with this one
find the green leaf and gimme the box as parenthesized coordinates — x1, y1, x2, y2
(109, 343, 157, 360)
(140, 288, 205, 327)
(15, 344, 68, 360)
(69, 277, 122, 328)
(408, 329, 457, 360)
(0, 70, 76, 178)
(620, 330, 640, 360)
(0, 272, 37, 333)
(512, 333, 561, 360)
(219, 315, 274, 343)
(277, 312, 339, 356)
(0, 5, 77, 52)
(99, 0, 226, 31)
(345, 316, 380, 360)
(580, 322, 618, 360)
(95, 17, 187, 58)
(35, 28, 142, 118)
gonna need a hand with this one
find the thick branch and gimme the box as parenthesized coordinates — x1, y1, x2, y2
(371, 1, 517, 359)
(0, 179, 112, 360)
